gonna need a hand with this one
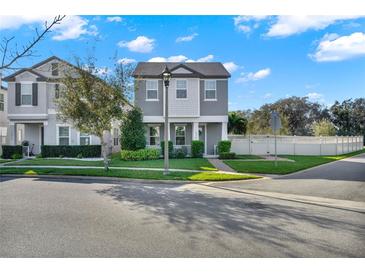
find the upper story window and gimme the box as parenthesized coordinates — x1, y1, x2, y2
(58, 126, 70, 145)
(146, 80, 158, 101)
(51, 63, 59, 76)
(204, 80, 217, 101)
(21, 84, 32, 105)
(0, 93, 4, 111)
(79, 132, 91, 145)
(113, 128, 119, 146)
(175, 125, 186, 145)
(176, 80, 187, 99)
(149, 126, 160, 146)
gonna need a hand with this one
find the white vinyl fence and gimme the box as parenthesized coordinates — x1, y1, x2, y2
(229, 135, 364, 156)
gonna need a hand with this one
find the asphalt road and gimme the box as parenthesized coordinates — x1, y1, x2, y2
(1, 176, 364, 257)
(216, 153, 365, 202)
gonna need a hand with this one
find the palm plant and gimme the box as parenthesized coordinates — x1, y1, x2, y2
(228, 111, 248, 135)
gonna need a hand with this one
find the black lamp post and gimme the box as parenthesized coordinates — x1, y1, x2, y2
(162, 66, 172, 175)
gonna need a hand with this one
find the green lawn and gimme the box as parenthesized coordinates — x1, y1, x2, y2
(224, 149, 365, 175)
(0, 159, 14, 164)
(7, 155, 217, 171)
(0, 167, 258, 181)
(235, 155, 263, 160)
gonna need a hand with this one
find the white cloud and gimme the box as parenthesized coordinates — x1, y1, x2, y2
(263, 93, 273, 99)
(266, 16, 363, 37)
(233, 15, 269, 34)
(118, 36, 155, 53)
(106, 16, 123, 23)
(310, 32, 365, 62)
(306, 92, 323, 101)
(236, 68, 271, 83)
(196, 54, 214, 62)
(0, 15, 98, 41)
(176, 33, 198, 43)
(223, 62, 239, 73)
(148, 54, 214, 63)
(117, 58, 136, 65)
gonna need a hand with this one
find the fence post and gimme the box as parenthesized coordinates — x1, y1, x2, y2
(319, 136, 322, 156)
(347, 136, 349, 153)
(335, 136, 338, 156)
(248, 134, 251, 155)
(293, 135, 296, 156)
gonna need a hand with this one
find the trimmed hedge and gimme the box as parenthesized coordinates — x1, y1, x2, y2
(191, 140, 204, 158)
(160, 141, 173, 158)
(217, 140, 231, 155)
(120, 148, 160, 161)
(219, 152, 236, 159)
(1, 145, 23, 159)
(41, 145, 101, 158)
(174, 147, 187, 159)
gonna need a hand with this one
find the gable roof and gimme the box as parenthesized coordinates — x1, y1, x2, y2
(132, 62, 231, 78)
(2, 56, 70, 82)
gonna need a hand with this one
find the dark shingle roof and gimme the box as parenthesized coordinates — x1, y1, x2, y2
(132, 62, 230, 78)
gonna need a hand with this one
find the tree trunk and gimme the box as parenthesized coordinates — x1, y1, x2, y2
(101, 130, 112, 171)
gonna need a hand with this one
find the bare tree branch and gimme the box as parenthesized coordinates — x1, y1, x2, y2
(0, 15, 66, 71)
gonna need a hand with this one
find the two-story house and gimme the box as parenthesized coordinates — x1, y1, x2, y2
(133, 62, 230, 155)
(2, 56, 126, 155)
(0, 83, 8, 147)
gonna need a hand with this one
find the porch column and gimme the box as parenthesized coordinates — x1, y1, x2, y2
(7, 122, 16, 145)
(192, 122, 199, 140)
(221, 122, 228, 140)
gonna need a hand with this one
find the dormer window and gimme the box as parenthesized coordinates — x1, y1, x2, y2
(51, 63, 59, 76)
(204, 80, 217, 101)
(176, 80, 187, 99)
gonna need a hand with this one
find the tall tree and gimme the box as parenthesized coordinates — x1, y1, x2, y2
(312, 119, 336, 136)
(228, 111, 248, 135)
(56, 58, 128, 170)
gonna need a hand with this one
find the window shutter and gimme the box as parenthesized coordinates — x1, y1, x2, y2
(15, 83, 21, 106)
(32, 83, 38, 106)
(55, 84, 59, 98)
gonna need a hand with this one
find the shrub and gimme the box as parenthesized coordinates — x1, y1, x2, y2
(218, 152, 236, 159)
(160, 141, 173, 158)
(35, 154, 42, 159)
(120, 148, 160, 161)
(41, 145, 101, 158)
(174, 147, 187, 159)
(1, 145, 22, 159)
(217, 140, 231, 154)
(11, 153, 23, 160)
(120, 108, 146, 151)
(77, 153, 83, 159)
(191, 140, 204, 158)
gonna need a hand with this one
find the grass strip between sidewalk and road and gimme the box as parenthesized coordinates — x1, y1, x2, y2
(0, 167, 261, 182)
(5, 156, 217, 171)
(224, 149, 365, 175)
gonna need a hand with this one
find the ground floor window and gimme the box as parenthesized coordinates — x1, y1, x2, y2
(58, 126, 70, 145)
(0, 93, 4, 111)
(113, 128, 119, 146)
(175, 125, 186, 145)
(79, 132, 91, 145)
(149, 126, 160, 146)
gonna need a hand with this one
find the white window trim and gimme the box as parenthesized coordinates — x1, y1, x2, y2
(20, 83, 33, 106)
(56, 124, 71, 145)
(146, 79, 159, 101)
(204, 79, 217, 101)
(148, 125, 160, 146)
(175, 79, 188, 100)
(175, 125, 186, 146)
(77, 131, 92, 145)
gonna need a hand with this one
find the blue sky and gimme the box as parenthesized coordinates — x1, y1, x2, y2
(1, 15, 364, 110)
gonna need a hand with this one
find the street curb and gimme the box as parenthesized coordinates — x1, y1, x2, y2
(202, 184, 365, 214)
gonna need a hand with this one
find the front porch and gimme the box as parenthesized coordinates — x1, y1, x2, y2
(145, 121, 228, 156)
(7, 121, 46, 155)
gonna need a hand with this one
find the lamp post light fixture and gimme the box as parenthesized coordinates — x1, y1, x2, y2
(162, 66, 172, 175)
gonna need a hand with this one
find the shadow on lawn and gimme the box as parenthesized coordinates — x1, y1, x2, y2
(96, 182, 365, 257)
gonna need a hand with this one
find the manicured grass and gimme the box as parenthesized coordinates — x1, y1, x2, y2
(0, 167, 257, 182)
(8, 155, 217, 171)
(235, 155, 263, 160)
(188, 172, 260, 181)
(0, 159, 15, 164)
(224, 149, 365, 175)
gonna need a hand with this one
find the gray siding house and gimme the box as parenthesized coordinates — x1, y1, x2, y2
(133, 62, 230, 155)
(0, 84, 8, 146)
(2, 56, 125, 155)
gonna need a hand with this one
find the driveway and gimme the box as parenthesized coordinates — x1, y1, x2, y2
(0, 176, 364, 257)
(213, 153, 365, 202)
